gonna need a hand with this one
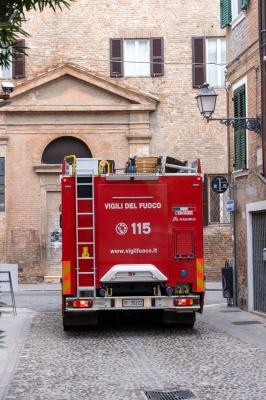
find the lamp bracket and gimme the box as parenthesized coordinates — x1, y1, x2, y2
(207, 117, 261, 134)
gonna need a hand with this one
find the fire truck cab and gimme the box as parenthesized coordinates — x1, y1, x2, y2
(61, 156, 205, 329)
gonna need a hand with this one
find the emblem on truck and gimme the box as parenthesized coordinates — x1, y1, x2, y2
(115, 222, 128, 235)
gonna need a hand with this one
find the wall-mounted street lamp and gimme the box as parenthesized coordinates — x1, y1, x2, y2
(196, 83, 261, 134)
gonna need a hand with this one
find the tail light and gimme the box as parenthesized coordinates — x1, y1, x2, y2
(72, 299, 93, 308)
(173, 298, 193, 306)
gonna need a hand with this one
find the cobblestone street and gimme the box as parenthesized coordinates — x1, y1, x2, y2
(3, 306, 266, 400)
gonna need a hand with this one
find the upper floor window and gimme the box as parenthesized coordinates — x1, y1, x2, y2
(124, 39, 150, 77)
(192, 37, 226, 88)
(231, 0, 242, 20)
(0, 40, 25, 80)
(206, 38, 226, 87)
(110, 37, 164, 78)
(220, 0, 249, 28)
(233, 83, 247, 171)
(0, 50, 12, 79)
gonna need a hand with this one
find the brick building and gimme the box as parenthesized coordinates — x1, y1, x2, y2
(221, 0, 266, 312)
(0, 0, 231, 281)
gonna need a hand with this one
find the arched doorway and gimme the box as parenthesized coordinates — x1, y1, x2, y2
(41, 137, 92, 278)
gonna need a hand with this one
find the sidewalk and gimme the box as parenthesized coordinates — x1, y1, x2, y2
(0, 309, 35, 400)
(200, 303, 266, 351)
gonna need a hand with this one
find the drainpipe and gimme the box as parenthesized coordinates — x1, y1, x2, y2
(259, 0, 266, 177)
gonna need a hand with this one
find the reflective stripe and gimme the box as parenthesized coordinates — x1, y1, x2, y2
(62, 261, 71, 294)
(196, 258, 204, 292)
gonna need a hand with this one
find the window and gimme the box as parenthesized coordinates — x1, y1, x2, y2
(209, 176, 230, 223)
(206, 38, 226, 87)
(233, 84, 247, 170)
(0, 50, 12, 79)
(220, 0, 249, 28)
(202, 174, 230, 225)
(0, 158, 5, 212)
(231, 0, 242, 20)
(0, 40, 26, 80)
(124, 39, 150, 77)
(110, 37, 164, 78)
(192, 37, 226, 88)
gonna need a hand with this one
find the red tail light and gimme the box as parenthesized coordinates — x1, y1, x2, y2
(173, 298, 193, 306)
(72, 299, 93, 308)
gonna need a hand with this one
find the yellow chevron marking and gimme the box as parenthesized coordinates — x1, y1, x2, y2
(62, 261, 71, 295)
(196, 258, 205, 292)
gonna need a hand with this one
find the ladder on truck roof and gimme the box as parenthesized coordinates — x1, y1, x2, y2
(75, 169, 96, 297)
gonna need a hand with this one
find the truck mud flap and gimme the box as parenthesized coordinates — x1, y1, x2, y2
(63, 312, 99, 330)
(162, 311, 195, 327)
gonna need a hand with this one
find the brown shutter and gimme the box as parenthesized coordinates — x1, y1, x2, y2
(203, 174, 209, 227)
(110, 38, 123, 77)
(12, 39, 25, 79)
(150, 37, 164, 77)
(192, 37, 206, 88)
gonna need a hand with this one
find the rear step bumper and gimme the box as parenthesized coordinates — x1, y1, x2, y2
(64, 295, 201, 312)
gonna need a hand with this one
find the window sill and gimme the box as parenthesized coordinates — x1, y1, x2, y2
(232, 169, 249, 178)
(231, 11, 246, 30)
(124, 75, 157, 79)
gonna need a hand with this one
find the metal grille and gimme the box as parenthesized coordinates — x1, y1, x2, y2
(174, 231, 194, 260)
(252, 211, 266, 313)
(145, 390, 196, 400)
(209, 175, 230, 224)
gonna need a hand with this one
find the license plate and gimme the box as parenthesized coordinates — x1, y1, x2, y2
(122, 299, 144, 307)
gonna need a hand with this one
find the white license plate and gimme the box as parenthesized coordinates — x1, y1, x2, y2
(122, 299, 144, 307)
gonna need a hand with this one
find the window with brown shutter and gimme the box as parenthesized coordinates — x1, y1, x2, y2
(151, 37, 164, 77)
(192, 37, 206, 88)
(12, 39, 25, 79)
(110, 37, 164, 78)
(110, 38, 123, 77)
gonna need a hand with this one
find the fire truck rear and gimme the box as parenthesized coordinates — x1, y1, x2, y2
(61, 156, 205, 329)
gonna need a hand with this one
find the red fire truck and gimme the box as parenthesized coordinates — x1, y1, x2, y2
(61, 156, 205, 329)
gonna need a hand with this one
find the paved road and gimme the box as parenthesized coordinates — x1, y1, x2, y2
(3, 310, 266, 400)
(1, 290, 266, 400)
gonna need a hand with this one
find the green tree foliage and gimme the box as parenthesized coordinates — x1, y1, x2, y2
(0, 0, 75, 68)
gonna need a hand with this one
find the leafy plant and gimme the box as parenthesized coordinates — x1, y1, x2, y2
(0, 0, 75, 68)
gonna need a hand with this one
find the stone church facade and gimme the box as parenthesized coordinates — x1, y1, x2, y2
(0, 0, 231, 281)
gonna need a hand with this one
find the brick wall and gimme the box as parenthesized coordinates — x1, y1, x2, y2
(20, 0, 228, 173)
(204, 225, 232, 281)
(0, 0, 231, 280)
